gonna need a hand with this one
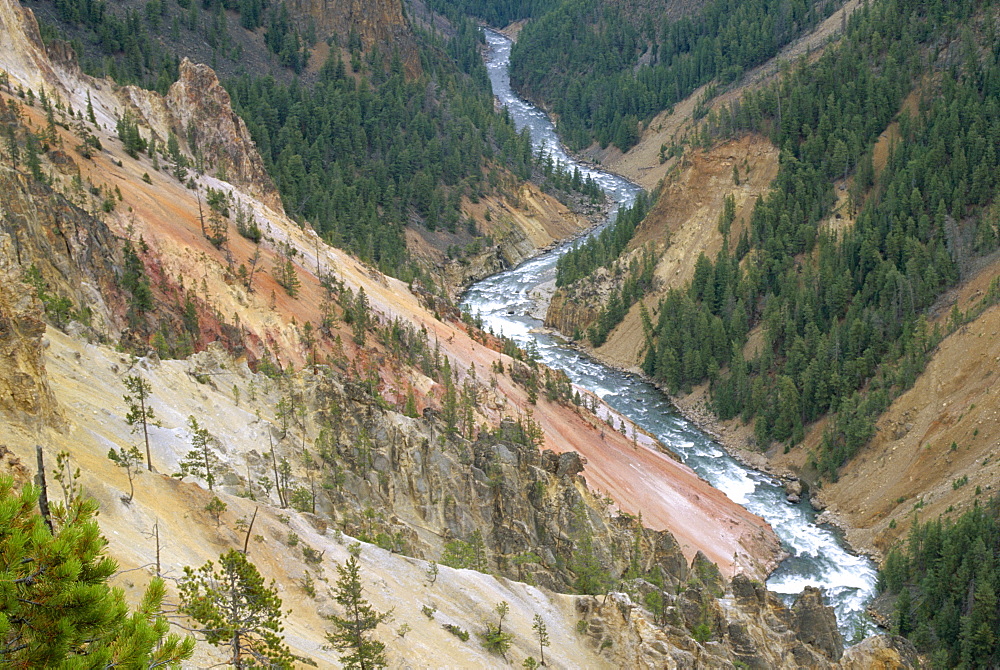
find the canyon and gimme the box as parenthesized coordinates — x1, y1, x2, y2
(2, 0, 980, 664)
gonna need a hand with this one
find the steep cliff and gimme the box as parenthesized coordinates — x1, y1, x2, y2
(545, 257, 629, 341)
(118, 59, 282, 212)
(288, 0, 407, 47)
(286, 0, 419, 71)
(0, 0, 57, 92)
(165, 60, 282, 211)
(541, 575, 917, 669)
(0, 228, 57, 425)
(0, 165, 124, 336)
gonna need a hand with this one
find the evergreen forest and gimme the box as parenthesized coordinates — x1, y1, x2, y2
(25, 0, 600, 278)
(509, 0, 840, 150)
(635, 0, 1000, 478)
(878, 495, 1000, 669)
(225, 36, 535, 276)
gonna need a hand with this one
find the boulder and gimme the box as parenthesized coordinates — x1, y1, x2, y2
(556, 451, 585, 477)
(840, 634, 919, 670)
(791, 586, 843, 661)
(541, 449, 560, 474)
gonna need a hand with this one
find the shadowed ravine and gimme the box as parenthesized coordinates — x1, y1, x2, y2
(461, 28, 878, 639)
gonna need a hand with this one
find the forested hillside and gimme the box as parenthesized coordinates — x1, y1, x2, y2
(225, 34, 535, 276)
(509, 0, 840, 150)
(24, 0, 603, 278)
(636, 0, 1000, 478)
(426, 0, 559, 27)
(26, 0, 313, 88)
(877, 495, 1000, 668)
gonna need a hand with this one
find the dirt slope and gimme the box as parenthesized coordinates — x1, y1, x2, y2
(800, 261, 1000, 557)
(546, 135, 779, 372)
(0, 0, 784, 577)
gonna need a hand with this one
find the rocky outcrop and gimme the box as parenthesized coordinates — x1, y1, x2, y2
(0, 166, 124, 337)
(438, 243, 508, 292)
(571, 575, 914, 669)
(286, 0, 408, 46)
(0, 0, 281, 214)
(544, 249, 642, 339)
(0, 258, 54, 423)
(162, 60, 281, 211)
(439, 200, 586, 294)
(792, 586, 844, 663)
(438, 223, 539, 292)
(416, 181, 598, 295)
(545, 281, 603, 338)
(0, 165, 129, 426)
(0, 0, 58, 93)
(839, 634, 919, 669)
(255, 370, 693, 594)
(785, 477, 804, 503)
(286, 0, 419, 72)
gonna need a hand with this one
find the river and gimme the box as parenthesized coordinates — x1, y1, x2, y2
(460, 28, 878, 639)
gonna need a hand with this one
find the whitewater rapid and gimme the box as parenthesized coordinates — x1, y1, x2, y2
(461, 28, 878, 638)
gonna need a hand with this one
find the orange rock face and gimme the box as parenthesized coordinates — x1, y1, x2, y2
(165, 59, 282, 212)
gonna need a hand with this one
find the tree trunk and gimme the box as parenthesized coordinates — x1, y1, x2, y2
(203, 443, 213, 491)
(141, 393, 153, 471)
(35, 445, 52, 532)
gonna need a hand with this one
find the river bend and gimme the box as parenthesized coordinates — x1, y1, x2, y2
(461, 28, 877, 638)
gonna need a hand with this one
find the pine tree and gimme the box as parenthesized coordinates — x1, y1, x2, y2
(205, 495, 227, 527)
(274, 241, 301, 298)
(179, 549, 297, 669)
(123, 374, 156, 471)
(532, 613, 550, 665)
(572, 535, 609, 595)
(177, 415, 220, 490)
(23, 131, 43, 181)
(82, 92, 96, 128)
(352, 287, 370, 346)
(121, 240, 153, 317)
(107, 445, 144, 503)
(326, 553, 391, 670)
(480, 601, 513, 659)
(0, 476, 194, 666)
(205, 187, 230, 249)
(116, 111, 147, 158)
